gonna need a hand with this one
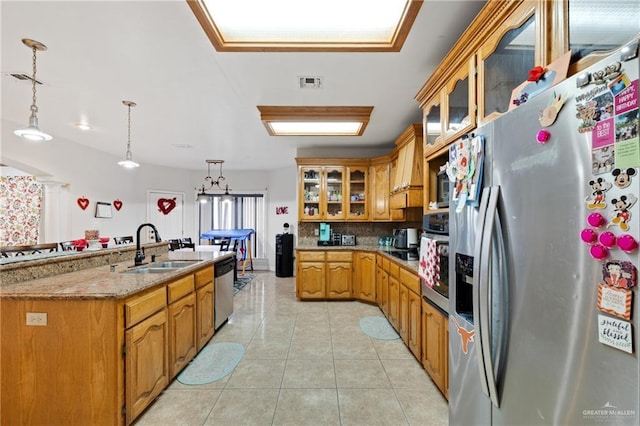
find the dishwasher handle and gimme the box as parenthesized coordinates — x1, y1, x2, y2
(215, 257, 236, 277)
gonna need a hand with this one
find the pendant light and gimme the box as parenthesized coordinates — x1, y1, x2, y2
(14, 39, 52, 141)
(118, 100, 140, 169)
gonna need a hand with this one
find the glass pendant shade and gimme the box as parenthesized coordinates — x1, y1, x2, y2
(118, 100, 140, 169)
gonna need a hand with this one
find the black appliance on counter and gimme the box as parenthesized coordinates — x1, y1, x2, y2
(275, 233, 294, 277)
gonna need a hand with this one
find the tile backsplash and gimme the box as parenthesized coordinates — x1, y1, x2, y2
(298, 221, 421, 246)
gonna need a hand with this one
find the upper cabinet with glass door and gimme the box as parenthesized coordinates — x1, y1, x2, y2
(567, 0, 640, 74)
(443, 57, 476, 144)
(423, 95, 444, 158)
(346, 166, 368, 221)
(477, 7, 536, 125)
(300, 166, 322, 220)
(323, 167, 346, 220)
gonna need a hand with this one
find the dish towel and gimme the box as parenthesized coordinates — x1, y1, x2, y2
(419, 236, 439, 288)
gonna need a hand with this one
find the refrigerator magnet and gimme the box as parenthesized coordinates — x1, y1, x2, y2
(597, 283, 632, 320)
(539, 91, 566, 127)
(597, 314, 632, 354)
(602, 260, 637, 289)
(608, 194, 637, 231)
(585, 177, 612, 209)
(612, 167, 636, 189)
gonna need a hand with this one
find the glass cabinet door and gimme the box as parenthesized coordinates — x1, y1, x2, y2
(423, 96, 443, 155)
(478, 12, 535, 124)
(568, 0, 640, 72)
(323, 167, 345, 220)
(443, 57, 476, 143)
(300, 167, 321, 220)
(346, 166, 367, 220)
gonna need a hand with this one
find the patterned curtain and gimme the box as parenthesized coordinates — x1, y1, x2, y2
(0, 176, 43, 246)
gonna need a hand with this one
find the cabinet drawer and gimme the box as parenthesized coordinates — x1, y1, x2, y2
(400, 268, 420, 294)
(195, 266, 213, 288)
(125, 286, 167, 328)
(389, 262, 400, 278)
(298, 251, 325, 262)
(326, 251, 352, 262)
(167, 275, 195, 304)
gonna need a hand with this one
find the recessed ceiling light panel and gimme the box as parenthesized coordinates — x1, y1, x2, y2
(189, 0, 422, 52)
(257, 105, 373, 136)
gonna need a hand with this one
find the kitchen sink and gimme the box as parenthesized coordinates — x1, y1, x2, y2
(122, 259, 201, 274)
(149, 260, 201, 268)
(122, 267, 179, 274)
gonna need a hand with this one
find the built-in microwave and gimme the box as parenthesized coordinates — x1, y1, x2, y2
(423, 212, 449, 235)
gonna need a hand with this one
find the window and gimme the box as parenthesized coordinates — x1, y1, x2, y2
(198, 193, 265, 258)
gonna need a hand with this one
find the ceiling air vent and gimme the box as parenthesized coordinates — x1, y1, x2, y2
(299, 76, 322, 89)
(8, 73, 43, 85)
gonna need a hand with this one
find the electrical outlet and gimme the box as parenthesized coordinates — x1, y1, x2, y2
(26, 312, 47, 326)
(314, 229, 319, 236)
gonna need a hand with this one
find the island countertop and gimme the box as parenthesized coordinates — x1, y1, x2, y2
(0, 250, 234, 301)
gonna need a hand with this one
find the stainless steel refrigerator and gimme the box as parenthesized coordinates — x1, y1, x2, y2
(449, 39, 640, 425)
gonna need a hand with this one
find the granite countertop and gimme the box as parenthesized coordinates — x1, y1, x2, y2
(296, 244, 420, 274)
(0, 250, 235, 301)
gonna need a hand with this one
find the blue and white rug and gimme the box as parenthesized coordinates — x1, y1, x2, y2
(177, 342, 244, 385)
(359, 316, 400, 340)
(234, 274, 255, 295)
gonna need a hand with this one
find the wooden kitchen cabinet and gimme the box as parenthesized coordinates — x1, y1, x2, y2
(354, 252, 376, 302)
(298, 165, 346, 221)
(296, 250, 354, 300)
(399, 268, 422, 360)
(422, 299, 447, 397)
(387, 263, 400, 332)
(168, 292, 197, 379)
(125, 307, 169, 424)
(296, 252, 326, 299)
(195, 266, 215, 351)
(326, 251, 353, 299)
(346, 166, 368, 220)
(376, 255, 389, 316)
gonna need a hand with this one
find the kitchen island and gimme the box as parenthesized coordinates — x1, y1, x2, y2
(1, 248, 234, 425)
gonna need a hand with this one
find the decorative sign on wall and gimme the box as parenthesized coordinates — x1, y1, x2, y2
(113, 199, 123, 211)
(77, 196, 90, 210)
(157, 197, 177, 215)
(597, 314, 633, 354)
(276, 206, 288, 215)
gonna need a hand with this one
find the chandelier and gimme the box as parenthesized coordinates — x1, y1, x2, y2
(196, 160, 232, 203)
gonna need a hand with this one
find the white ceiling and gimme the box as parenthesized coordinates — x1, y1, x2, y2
(1, 0, 485, 172)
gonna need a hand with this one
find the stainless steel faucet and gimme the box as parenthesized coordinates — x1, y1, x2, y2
(134, 223, 162, 266)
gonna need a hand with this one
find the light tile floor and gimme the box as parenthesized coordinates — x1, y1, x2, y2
(134, 272, 448, 426)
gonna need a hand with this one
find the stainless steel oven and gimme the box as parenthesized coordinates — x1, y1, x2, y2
(420, 212, 449, 313)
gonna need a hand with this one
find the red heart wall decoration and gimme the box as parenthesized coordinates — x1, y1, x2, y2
(77, 197, 90, 210)
(113, 199, 123, 211)
(157, 197, 177, 215)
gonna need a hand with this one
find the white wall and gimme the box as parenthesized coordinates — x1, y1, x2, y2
(2, 118, 299, 270)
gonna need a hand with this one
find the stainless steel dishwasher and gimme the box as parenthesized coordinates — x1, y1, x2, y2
(214, 257, 235, 329)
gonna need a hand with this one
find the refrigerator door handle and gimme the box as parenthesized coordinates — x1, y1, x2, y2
(479, 185, 501, 408)
(473, 187, 492, 398)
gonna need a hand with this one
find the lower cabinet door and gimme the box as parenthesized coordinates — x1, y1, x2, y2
(126, 308, 169, 425)
(169, 293, 197, 378)
(196, 282, 215, 351)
